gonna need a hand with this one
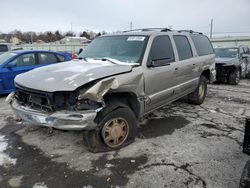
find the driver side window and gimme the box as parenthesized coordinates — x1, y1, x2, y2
(149, 36, 175, 66)
(13, 53, 36, 67)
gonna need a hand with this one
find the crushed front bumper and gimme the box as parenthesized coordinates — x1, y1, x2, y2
(7, 93, 101, 131)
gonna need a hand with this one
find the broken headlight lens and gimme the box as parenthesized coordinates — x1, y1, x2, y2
(76, 99, 101, 110)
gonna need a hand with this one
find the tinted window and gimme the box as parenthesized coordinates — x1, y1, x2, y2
(38, 53, 58, 64)
(56, 54, 65, 62)
(13, 53, 36, 66)
(173, 35, 193, 61)
(191, 34, 214, 56)
(149, 36, 175, 65)
(0, 45, 8, 52)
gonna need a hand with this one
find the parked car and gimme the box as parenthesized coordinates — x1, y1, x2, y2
(214, 46, 250, 85)
(0, 43, 12, 55)
(58, 51, 78, 59)
(0, 50, 71, 94)
(7, 29, 215, 152)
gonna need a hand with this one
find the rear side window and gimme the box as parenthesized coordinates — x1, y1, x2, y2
(149, 36, 175, 65)
(0, 45, 8, 52)
(191, 34, 214, 56)
(56, 54, 65, 62)
(38, 53, 58, 64)
(173, 35, 193, 61)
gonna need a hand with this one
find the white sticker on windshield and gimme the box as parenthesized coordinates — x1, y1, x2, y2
(127, 36, 145, 41)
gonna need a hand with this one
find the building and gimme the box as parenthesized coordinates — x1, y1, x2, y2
(10, 37, 21, 44)
(211, 36, 250, 47)
(59, 36, 90, 45)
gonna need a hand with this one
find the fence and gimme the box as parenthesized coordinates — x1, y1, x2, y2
(13, 44, 87, 53)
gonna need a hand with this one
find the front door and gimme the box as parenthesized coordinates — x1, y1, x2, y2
(2, 53, 38, 91)
(144, 35, 180, 113)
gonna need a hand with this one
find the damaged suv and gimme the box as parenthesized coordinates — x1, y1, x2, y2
(7, 29, 215, 152)
(214, 46, 250, 85)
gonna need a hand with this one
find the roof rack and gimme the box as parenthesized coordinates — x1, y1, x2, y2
(123, 28, 172, 33)
(178, 30, 203, 34)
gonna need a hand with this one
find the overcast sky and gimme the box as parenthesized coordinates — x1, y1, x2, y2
(1, 0, 250, 36)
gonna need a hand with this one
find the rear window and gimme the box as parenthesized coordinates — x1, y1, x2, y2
(56, 54, 65, 62)
(38, 53, 58, 64)
(191, 34, 214, 56)
(0, 45, 8, 52)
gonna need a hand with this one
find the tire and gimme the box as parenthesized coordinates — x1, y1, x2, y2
(188, 76, 207, 105)
(83, 103, 137, 152)
(246, 72, 250, 79)
(241, 69, 246, 79)
(228, 69, 240, 85)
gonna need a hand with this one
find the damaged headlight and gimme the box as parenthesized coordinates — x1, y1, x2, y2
(76, 99, 102, 110)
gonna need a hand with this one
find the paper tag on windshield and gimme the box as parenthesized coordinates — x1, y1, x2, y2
(127, 36, 145, 41)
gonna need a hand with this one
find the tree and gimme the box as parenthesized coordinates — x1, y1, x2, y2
(80, 31, 90, 39)
(65, 31, 75, 37)
(55, 30, 63, 41)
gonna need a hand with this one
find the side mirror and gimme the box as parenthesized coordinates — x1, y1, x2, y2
(78, 48, 83, 55)
(147, 57, 172, 67)
(242, 54, 250, 58)
(5, 62, 16, 69)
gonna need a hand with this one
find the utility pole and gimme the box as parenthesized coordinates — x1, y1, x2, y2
(210, 19, 213, 39)
(130, 22, 133, 31)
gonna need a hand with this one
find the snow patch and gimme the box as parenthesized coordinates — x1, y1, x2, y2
(0, 135, 16, 167)
(32, 182, 49, 188)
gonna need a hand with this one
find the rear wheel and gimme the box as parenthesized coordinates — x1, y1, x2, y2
(83, 103, 137, 152)
(188, 76, 207, 105)
(228, 69, 240, 85)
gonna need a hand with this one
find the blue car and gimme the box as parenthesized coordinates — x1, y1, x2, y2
(0, 50, 71, 94)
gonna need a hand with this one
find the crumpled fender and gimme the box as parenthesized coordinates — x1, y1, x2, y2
(78, 70, 145, 103)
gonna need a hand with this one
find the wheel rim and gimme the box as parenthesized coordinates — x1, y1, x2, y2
(102, 117, 129, 148)
(198, 83, 205, 99)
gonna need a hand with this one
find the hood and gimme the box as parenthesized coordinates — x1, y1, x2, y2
(15, 59, 133, 92)
(215, 57, 238, 65)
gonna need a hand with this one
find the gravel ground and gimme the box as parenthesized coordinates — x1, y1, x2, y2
(0, 80, 250, 188)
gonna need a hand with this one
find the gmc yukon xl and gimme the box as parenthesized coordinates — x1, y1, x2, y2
(7, 29, 216, 152)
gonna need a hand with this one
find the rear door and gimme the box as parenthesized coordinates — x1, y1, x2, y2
(172, 35, 197, 95)
(2, 52, 39, 91)
(37, 52, 61, 65)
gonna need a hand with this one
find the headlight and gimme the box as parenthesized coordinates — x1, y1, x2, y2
(76, 99, 101, 110)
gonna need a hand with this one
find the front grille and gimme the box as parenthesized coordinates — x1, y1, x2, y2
(15, 85, 78, 112)
(15, 86, 55, 112)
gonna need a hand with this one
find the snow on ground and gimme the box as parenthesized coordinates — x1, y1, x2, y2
(0, 135, 16, 167)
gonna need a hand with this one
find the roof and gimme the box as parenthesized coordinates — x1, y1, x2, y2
(103, 29, 203, 37)
(10, 50, 60, 55)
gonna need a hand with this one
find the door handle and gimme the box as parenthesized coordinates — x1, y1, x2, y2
(174, 67, 178, 71)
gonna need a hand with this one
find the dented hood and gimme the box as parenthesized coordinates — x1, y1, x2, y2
(15, 59, 133, 92)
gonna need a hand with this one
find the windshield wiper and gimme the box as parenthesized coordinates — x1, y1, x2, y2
(78, 57, 88, 62)
(93, 58, 119, 65)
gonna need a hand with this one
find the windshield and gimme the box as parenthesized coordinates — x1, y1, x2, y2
(0, 52, 17, 65)
(78, 35, 148, 64)
(214, 48, 238, 58)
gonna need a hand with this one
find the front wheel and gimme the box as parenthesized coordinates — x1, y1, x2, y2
(83, 104, 137, 152)
(228, 69, 240, 85)
(188, 76, 207, 105)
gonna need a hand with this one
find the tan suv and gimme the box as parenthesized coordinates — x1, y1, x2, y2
(7, 28, 216, 152)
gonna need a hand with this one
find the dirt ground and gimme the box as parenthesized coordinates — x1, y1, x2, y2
(0, 80, 250, 188)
